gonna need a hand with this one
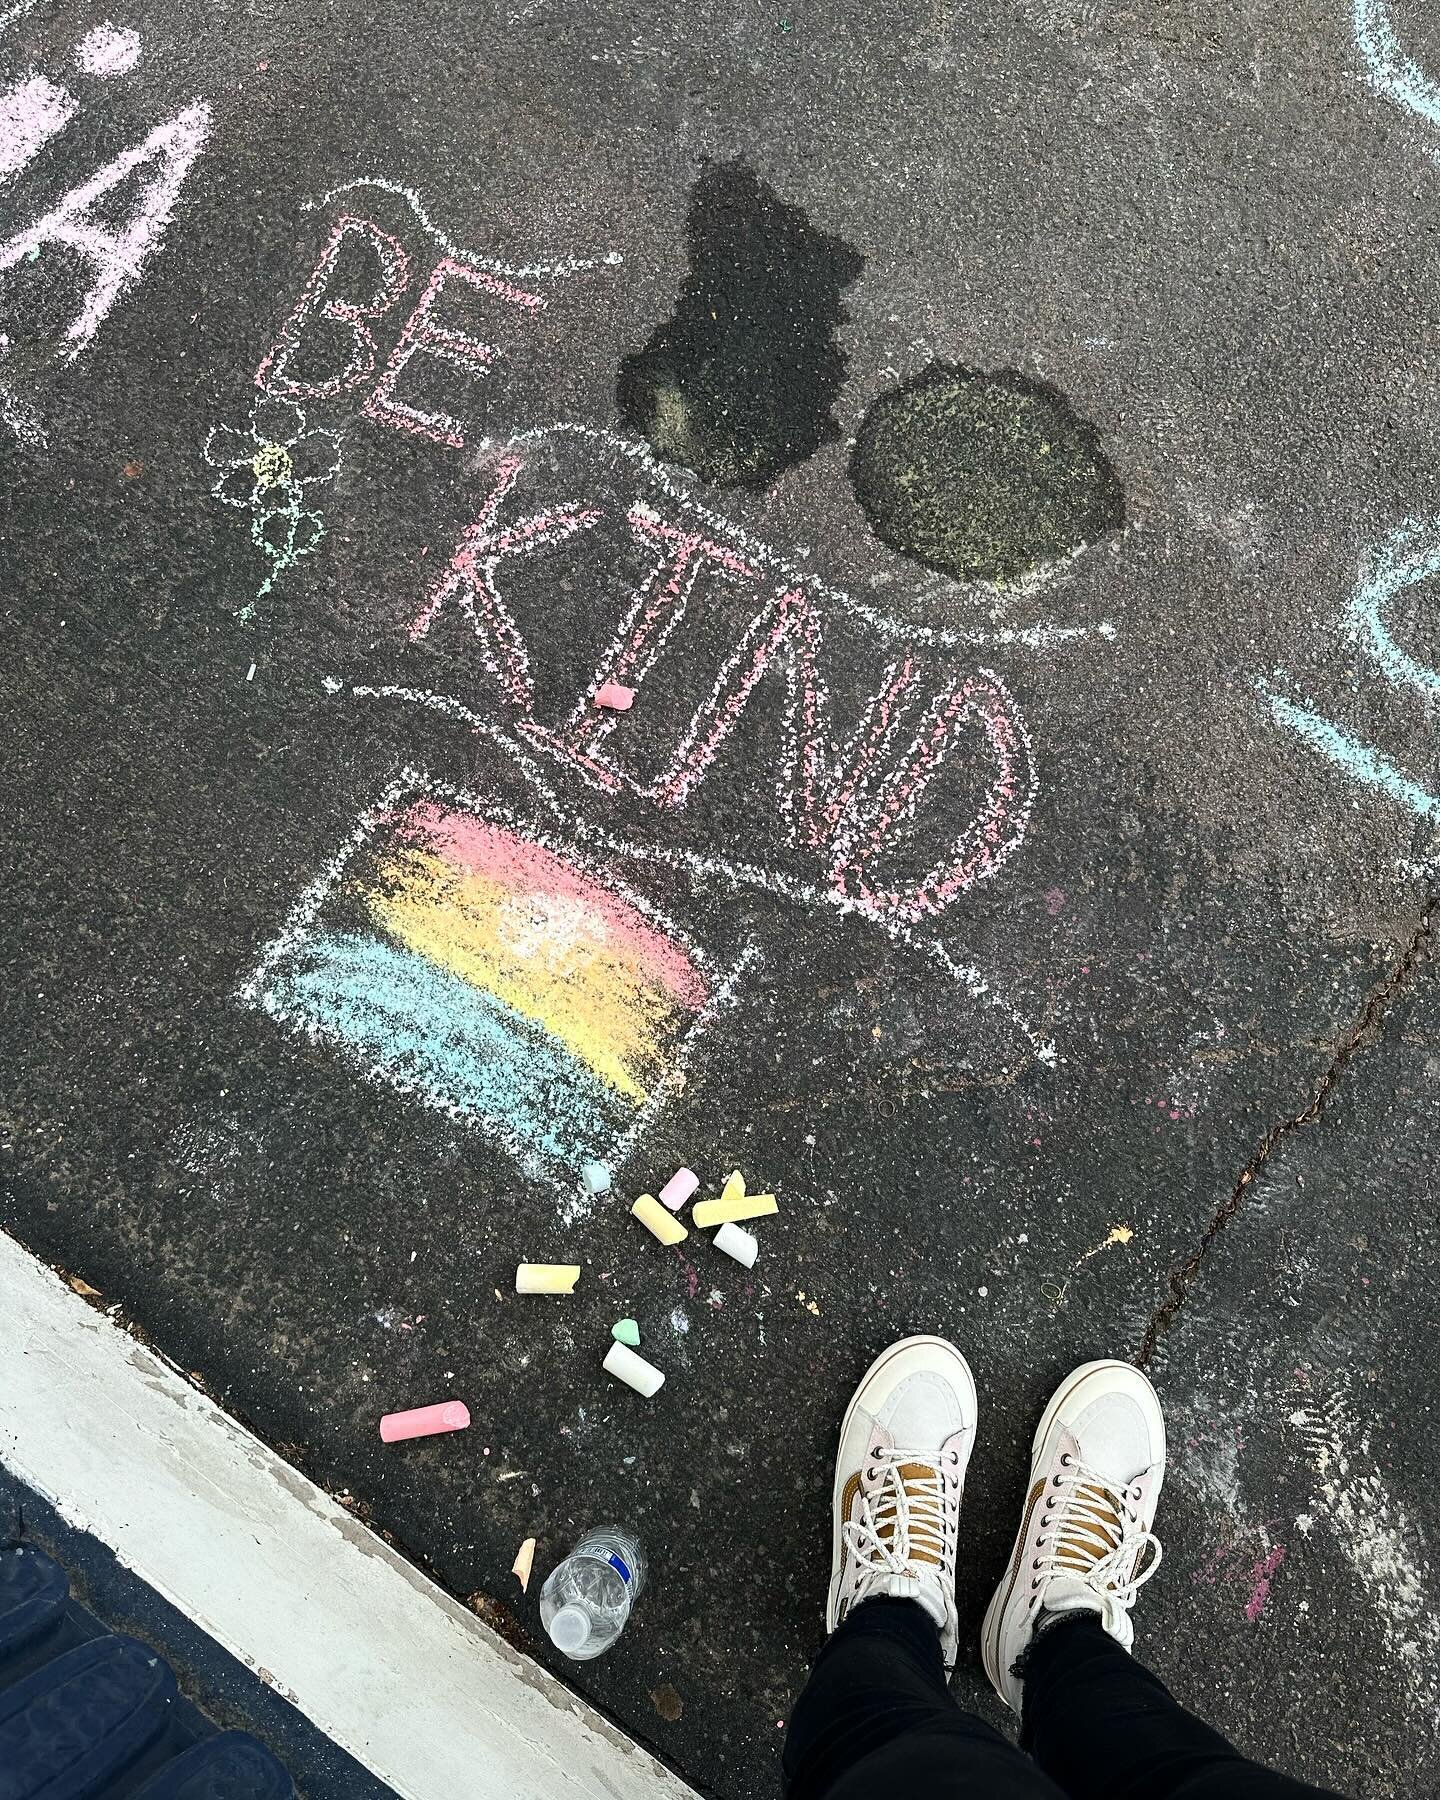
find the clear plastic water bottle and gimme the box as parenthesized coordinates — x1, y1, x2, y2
(539, 1527, 646, 1661)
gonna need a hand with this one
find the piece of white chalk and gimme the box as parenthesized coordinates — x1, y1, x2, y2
(516, 1263, 580, 1295)
(658, 1166, 699, 1212)
(603, 1340, 665, 1398)
(713, 1221, 758, 1268)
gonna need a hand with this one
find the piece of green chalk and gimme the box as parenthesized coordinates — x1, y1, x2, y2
(612, 1318, 641, 1348)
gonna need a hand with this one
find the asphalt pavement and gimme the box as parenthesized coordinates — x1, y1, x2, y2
(2, 1, 1437, 1795)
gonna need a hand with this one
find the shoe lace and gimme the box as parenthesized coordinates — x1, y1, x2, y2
(1036, 1455, 1162, 1634)
(844, 1449, 951, 1579)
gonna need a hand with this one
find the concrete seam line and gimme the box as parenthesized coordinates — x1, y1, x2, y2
(1133, 892, 1439, 1370)
(0, 1231, 697, 1800)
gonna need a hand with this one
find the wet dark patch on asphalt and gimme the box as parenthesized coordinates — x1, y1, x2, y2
(617, 159, 863, 490)
(849, 364, 1124, 583)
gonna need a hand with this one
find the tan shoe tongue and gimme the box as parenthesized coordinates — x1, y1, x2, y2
(896, 1462, 943, 1566)
(1057, 1480, 1122, 1575)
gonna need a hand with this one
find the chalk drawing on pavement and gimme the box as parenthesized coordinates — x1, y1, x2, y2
(1259, 517, 1440, 821)
(240, 769, 759, 1208)
(303, 177, 623, 280)
(1353, 0, 1440, 131)
(204, 395, 343, 620)
(336, 693, 1057, 1071)
(0, 332, 43, 444)
(74, 22, 141, 77)
(0, 0, 41, 36)
(252, 211, 547, 449)
(1289, 1377, 1440, 1732)
(1344, 514, 1440, 701)
(0, 73, 76, 180)
(393, 424, 1044, 930)
(0, 75, 210, 358)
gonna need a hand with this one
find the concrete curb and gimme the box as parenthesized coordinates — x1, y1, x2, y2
(0, 1229, 695, 1800)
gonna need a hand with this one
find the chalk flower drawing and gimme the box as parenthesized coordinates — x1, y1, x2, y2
(204, 396, 342, 618)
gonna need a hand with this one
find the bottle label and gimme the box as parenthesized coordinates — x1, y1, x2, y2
(607, 1553, 632, 1584)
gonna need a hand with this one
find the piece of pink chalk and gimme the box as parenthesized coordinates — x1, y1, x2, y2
(379, 1400, 470, 1443)
(594, 680, 635, 711)
(658, 1166, 700, 1212)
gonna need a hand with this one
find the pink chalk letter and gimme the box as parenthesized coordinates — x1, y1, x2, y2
(594, 680, 635, 711)
(255, 215, 410, 399)
(379, 1399, 471, 1443)
(364, 257, 542, 448)
(659, 1166, 700, 1212)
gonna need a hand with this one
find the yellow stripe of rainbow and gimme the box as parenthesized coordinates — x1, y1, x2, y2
(361, 805, 709, 1106)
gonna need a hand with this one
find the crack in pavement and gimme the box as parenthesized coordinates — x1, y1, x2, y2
(1134, 892, 1440, 1370)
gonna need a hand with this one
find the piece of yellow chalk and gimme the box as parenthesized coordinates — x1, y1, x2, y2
(631, 1193, 688, 1245)
(692, 1193, 778, 1227)
(515, 1263, 581, 1295)
(719, 1169, 745, 1204)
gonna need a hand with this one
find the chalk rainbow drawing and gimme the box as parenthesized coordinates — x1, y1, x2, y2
(204, 395, 343, 619)
(1259, 516, 1440, 821)
(1353, 0, 1440, 131)
(241, 773, 756, 1201)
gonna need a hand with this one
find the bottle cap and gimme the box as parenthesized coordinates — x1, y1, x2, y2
(548, 1604, 592, 1656)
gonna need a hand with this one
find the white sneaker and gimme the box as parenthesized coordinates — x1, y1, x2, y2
(827, 1335, 977, 1668)
(981, 1359, 1165, 1711)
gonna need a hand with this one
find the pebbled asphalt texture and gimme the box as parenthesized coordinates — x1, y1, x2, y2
(2, 2, 1438, 1796)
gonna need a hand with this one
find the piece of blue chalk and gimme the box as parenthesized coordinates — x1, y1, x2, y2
(581, 1161, 612, 1195)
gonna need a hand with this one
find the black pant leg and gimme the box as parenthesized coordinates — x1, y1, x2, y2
(784, 1599, 1063, 1800)
(1021, 1616, 1348, 1800)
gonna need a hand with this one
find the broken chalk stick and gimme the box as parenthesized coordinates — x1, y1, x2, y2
(719, 1169, 745, 1204)
(594, 680, 635, 711)
(632, 1193, 688, 1245)
(612, 1318, 641, 1348)
(515, 1263, 581, 1295)
(379, 1400, 470, 1443)
(658, 1166, 700, 1212)
(693, 1193, 778, 1228)
(603, 1340, 665, 1398)
(580, 1160, 612, 1195)
(512, 1536, 537, 1594)
(713, 1221, 758, 1268)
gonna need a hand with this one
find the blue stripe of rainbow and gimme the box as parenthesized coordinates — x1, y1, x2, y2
(261, 930, 625, 1173)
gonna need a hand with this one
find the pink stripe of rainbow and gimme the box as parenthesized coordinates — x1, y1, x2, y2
(396, 802, 708, 1013)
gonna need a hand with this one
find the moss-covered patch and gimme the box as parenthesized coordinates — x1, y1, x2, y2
(617, 161, 863, 491)
(850, 364, 1124, 583)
